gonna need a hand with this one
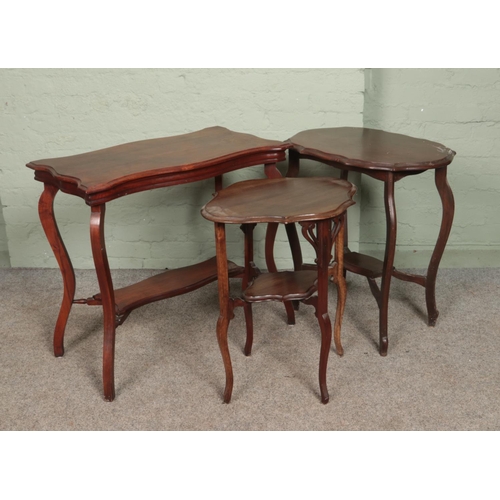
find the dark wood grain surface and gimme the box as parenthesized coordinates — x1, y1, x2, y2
(206, 176, 355, 404)
(28, 127, 291, 401)
(201, 177, 356, 224)
(287, 126, 456, 356)
(289, 127, 455, 171)
(243, 270, 318, 302)
(27, 127, 289, 204)
(109, 257, 242, 315)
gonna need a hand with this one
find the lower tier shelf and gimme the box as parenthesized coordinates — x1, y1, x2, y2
(93, 256, 243, 315)
(343, 251, 384, 279)
(243, 270, 318, 303)
(343, 251, 426, 285)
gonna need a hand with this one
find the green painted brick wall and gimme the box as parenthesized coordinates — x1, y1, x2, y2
(362, 68, 500, 268)
(0, 68, 364, 270)
(1, 69, 499, 271)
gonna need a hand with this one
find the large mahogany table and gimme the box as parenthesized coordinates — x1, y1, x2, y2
(284, 127, 456, 356)
(27, 126, 289, 401)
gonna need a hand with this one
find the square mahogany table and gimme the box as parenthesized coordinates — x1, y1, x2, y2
(27, 126, 290, 401)
(279, 127, 456, 356)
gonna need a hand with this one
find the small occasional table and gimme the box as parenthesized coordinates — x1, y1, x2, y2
(285, 127, 456, 356)
(26, 126, 289, 401)
(201, 177, 356, 404)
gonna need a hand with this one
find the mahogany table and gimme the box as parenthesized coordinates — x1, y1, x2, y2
(201, 177, 356, 404)
(284, 127, 456, 356)
(27, 126, 289, 401)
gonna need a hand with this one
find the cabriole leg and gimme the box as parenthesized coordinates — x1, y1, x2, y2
(339, 170, 350, 278)
(265, 161, 296, 325)
(265, 222, 296, 325)
(38, 183, 75, 357)
(426, 166, 455, 326)
(90, 204, 116, 402)
(241, 223, 255, 356)
(332, 215, 347, 357)
(214, 222, 233, 403)
(316, 219, 333, 404)
(379, 174, 397, 356)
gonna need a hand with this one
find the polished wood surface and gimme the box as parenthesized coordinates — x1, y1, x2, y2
(38, 184, 75, 357)
(201, 177, 356, 224)
(29, 127, 290, 402)
(27, 127, 289, 204)
(243, 270, 318, 302)
(289, 127, 455, 173)
(90, 257, 243, 316)
(287, 127, 456, 356)
(203, 177, 356, 404)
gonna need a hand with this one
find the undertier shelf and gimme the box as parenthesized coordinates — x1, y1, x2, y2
(93, 256, 243, 314)
(343, 251, 384, 279)
(243, 270, 318, 302)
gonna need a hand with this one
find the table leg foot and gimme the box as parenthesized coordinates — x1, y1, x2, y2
(379, 336, 388, 357)
(428, 312, 439, 327)
(103, 385, 115, 402)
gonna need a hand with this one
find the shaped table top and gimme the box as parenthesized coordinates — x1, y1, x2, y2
(201, 177, 356, 224)
(288, 127, 455, 172)
(27, 126, 289, 205)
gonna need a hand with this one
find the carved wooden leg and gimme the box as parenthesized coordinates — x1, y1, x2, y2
(332, 215, 346, 357)
(316, 219, 333, 404)
(339, 170, 350, 278)
(285, 150, 303, 310)
(285, 223, 303, 272)
(285, 223, 303, 312)
(90, 205, 116, 402)
(426, 166, 455, 326)
(379, 173, 397, 356)
(265, 222, 296, 325)
(264, 222, 279, 274)
(241, 224, 255, 356)
(38, 183, 76, 357)
(214, 222, 233, 403)
(265, 161, 296, 324)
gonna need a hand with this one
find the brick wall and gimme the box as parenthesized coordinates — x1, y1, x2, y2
(362, 68, 500, 268)
(2, 68, 498, 271)
(0, 68, 364, 270)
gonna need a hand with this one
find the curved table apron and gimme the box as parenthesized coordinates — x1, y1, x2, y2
(277, 127, 456, 356)
(27, 126, 290, 401)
